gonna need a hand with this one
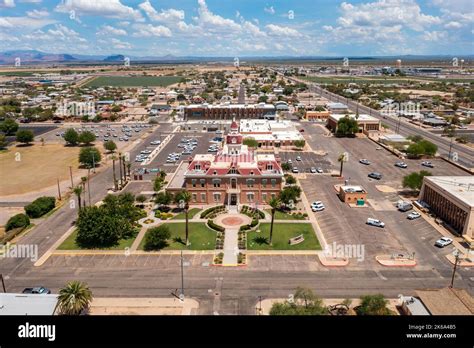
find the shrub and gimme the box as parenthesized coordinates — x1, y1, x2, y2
(143, 225, 171, 251)
(200, 205, 225, 219)
(208, 219, 225, 232)
(6, 213, 30, 231)
(24, 196, 56, 218)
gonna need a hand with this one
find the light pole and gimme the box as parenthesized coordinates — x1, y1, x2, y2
(448, 135, 454, 161)
(450, 249, 461, 288)
(180, 250, 185, 301)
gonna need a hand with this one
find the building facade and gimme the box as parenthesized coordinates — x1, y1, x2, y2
(184, 103, 276, 120)
(167, 121, 283, 206)
(327, 114, 381, 133)
(419, 176, 474, 241)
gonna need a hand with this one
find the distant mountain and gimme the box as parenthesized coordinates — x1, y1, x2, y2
(103, 54, 126, 62)
(0, 50, 77, 64)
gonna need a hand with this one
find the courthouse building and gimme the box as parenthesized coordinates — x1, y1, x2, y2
(167, 120, 284, 206)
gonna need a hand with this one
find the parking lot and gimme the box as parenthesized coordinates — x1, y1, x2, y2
(296, 121, 468, 269)
(278, 151, 332, 174)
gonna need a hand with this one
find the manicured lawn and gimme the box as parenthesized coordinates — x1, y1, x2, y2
(85, 76, 183, 87)
(265, 209, 306, 220)
(247, 223, 321, 250)
(139, 222, 216, 250)
(171, 208, 201, 220)
(57, 229, 138, 250)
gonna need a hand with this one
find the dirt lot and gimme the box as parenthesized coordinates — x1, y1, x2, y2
(0, 144, 83, 196)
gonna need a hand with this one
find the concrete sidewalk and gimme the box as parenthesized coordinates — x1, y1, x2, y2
(89, 297, 199, 315)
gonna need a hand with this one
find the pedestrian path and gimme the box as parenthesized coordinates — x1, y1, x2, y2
(222, 228, 239, 265)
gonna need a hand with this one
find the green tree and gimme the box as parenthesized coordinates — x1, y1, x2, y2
(64, 128, 79, 146)
(279, 186, 301, 205)
(293, 139, 305, 149)
(155, 191, 173, 206)
(243, 137, 258, 148)
(73, 186, 83, 212)
(0, 134, 7, 149)
(357, 294, 392, 315)
(104, 140, 117, 153)
(135, 194, 147, 205)
(57, 281, 93, 315)
(284, 174, 296, 185)
(143, 225, 171, 251)
(336, 116, 359, 137)
(269, 287, 327, 315)
(79, 147, 101, 168)
(268, 196, 281, 246)
(281, 162, 291, 171)
(0, 118, 19, 135)
(78, 131, 96, 145)
(16, 129, 34, 145)
(337, 153, 347, 177)
(175, 190, 192, 246)
(402, 170, 432, 191)
(153, 175, 165, 192)
(6, 213, 30, 231)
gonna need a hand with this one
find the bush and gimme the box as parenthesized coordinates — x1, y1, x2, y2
(16, 129, 34, 144)
(200, 205, 225, 219)
(24, 196, 55, 218)
(143, 225, 171, 251)
(64, 128, 79, 146)
(79, 146, 101, 168)
(6, 213, 30, 231)
(208, 219, 225, 232)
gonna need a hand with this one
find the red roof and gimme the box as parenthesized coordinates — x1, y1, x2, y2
(230, 120, 239, 130)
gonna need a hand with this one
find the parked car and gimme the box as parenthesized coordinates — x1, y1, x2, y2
(397, 201, 413, 212)
(421, 161, 434, 168)
(359, 159, 371, 165)
(22, 286, 51, 294)
(312, 205, 325, 212)
(366, 218, 385, 228)
(407, 212, 421, 220)
(310, 167, 317, 173)
(296, 156, 302, 161)
(368, 172, 382, 180)
(435, 237, 453, 248)
(395, 161, 408, 168)
(292, 167, 299, 173)
(311, 201, 323, 207)
(316, 167, 323, 173)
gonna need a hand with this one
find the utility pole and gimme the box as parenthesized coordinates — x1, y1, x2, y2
(448, 135, 454, 160)
(0, 274, 6, 292)
(69, 166, 74, 188)
(180, 250, 185, 301)
(87, 168, 91, 206)
(57, 178, 61, 200)
(92, 153, 96, 173)
(450, 249, 461, 288)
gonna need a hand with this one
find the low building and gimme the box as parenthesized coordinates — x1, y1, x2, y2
(339, 185, 367, 204)
(379, 134, 410, 146)
(326, 102, 348, 114)
(0, 293, 58, 315)
(419, 176, 474, 240)
(184, 103, 276, 121)
(166, 120, 283, 206)
(305, 110, 330, 122)
(416, 287, 474, 315)
(327, 114, 381, 134)
(422, 117, 447, 126)
(239, 118, 304, 148)
(150, 104, 171, 114)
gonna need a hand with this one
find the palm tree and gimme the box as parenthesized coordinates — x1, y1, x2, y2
(268, 196, 281, 246)
(118, 153, 123, 187)
(126, 162, 132, 178)
(73, 186, 82, 211)
(175, 190, 192, 246)
(111, 155, 118, 191)
(80, 176, 87, 207)
(337, 153, 346, 177)
(57, 280, 93, 315)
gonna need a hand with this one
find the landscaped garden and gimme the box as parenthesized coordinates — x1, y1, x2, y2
(247, 223, 321, 250)
(58, 229, 138, 250)
(139, 222, 216, 250)
(171, 208, 201, 220)
(265, 209, 307, 220)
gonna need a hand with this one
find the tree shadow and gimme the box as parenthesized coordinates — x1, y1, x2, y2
(252, 236, 269, 245)
(173, 236, 186, 245)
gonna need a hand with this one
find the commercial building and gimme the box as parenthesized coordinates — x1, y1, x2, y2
(327, 114, 381, 134)
(326, 102, 349, 114)
(0, 293, 58, 315)
(419, 176, 474, 240)
(338, 185, 367, 204)
(239, 118, 304, 148)
(184, 103, 276, 121)
(305, 110, 330, 122)
(167, 120, 283, 206)
(416, 287, 474, 315)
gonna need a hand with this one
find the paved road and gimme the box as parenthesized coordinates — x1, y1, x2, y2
(281, 73, 474, 169)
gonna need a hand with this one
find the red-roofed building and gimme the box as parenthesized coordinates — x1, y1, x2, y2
(167, 120, 283, 206)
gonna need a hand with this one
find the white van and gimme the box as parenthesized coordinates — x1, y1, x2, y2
(366, 218, 385, 228)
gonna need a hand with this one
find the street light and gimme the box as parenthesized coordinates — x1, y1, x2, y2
(450, 249, 461, 288)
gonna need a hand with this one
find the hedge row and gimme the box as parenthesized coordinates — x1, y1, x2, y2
(239, 218, 259, 232)
(200, 205, 225, 219)
(24, 196, 56, 218)
(6, 213, 30, 232)
(207, 219, 225, 232)
(241, 205, 265, 219)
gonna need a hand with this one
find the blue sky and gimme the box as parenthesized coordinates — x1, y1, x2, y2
(0, 0, 473, 56)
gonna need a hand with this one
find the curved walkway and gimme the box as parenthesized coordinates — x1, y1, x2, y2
(214, 212, 251, 266)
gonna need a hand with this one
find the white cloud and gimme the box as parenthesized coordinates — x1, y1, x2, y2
(422, 30, 447, 41)
(110, 38, 132, 49)
(96, 25, 127, 36)
(132, 23, 172, 37)
(264, 6, 275, 15)
(55, 0, 143, 21)
(265, 24, 301, 37)
(0, 16, 55, 29)
(444, 21, 463, 29)
(0, 0, 15, 7)
(197, 0, 240, 31)
(139, 1, 184, 22)
(26, 9, 49, 19)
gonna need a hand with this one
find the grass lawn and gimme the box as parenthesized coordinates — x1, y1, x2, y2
(171, 208, 201, 220)
(139, 222, 216, 250)
(57, 229, 138, 250)
(265, 209, 306, 220)
(247, 223, 321, 250)
(85, 76, 183, 87)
